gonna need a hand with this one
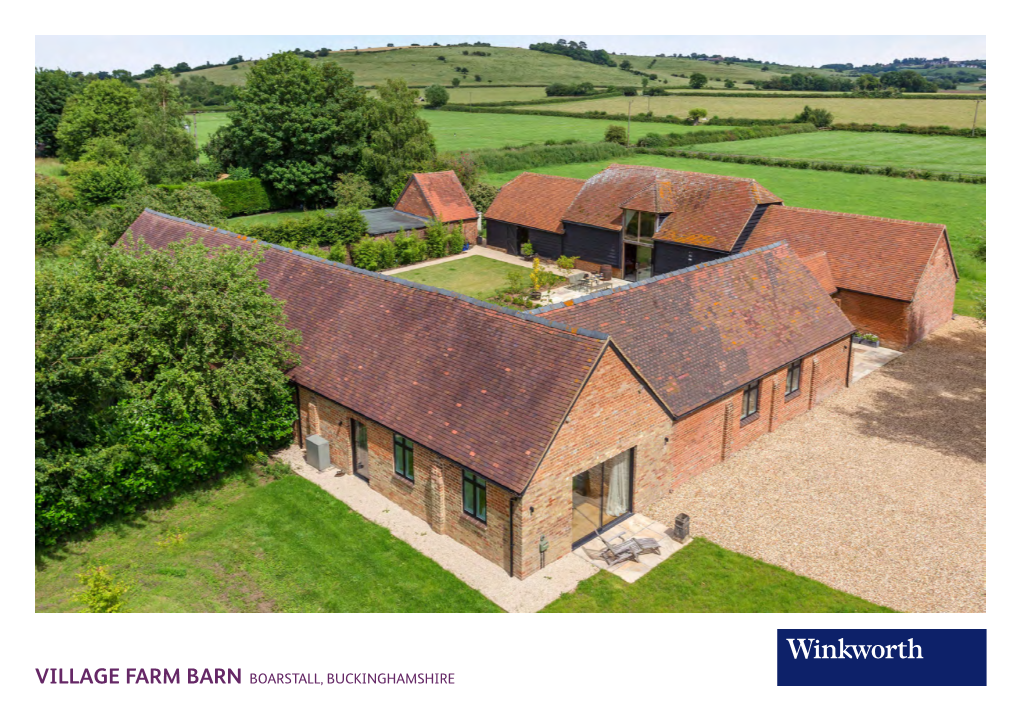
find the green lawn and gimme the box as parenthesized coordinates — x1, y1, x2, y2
(35, 466, 500, 613)
(519, 95, 987, 128)
(34, 158, 67, 177)
(422, 110, 730, 151)
(392, 254, 522, 299)
(686, 130, 986, 175)
(544, 537, 895, 612)
(190, 110, 231, 155)
(484, 155, 986, 315)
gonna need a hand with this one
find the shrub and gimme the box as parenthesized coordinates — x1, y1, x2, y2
(556, 255, 579, 270)
(393, 230, 428, 265)
(520, 242, 534, 256)
(75, 566, 129, 613)
(604, 125, 628, 145)
(66, 162, 146, 207)
(227, 166, 253, 180)
(424, 218, 449, 258)
(644, 86, 667, 96)
(467, 181, 498, 214)
(447, 224, 466, 254)
(724, 79, 735, 89)
(332, 173, 374, 209)
(688, 108, 708, 124)
(793, 105, 834, 127)
(424, 84, 450, 108)
(158, 177, 278, 217)
(621, 86, 638, 96)
(452, 77, 460, 87)
(349, 237, 382, 270)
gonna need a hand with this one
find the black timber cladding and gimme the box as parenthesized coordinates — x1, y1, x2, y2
(530, 228, 564, 259)
(653, 241, 728, 276)
(485, 219, 514, 252)
(360, 207, 429, 236)
(563, 221, 621, 268)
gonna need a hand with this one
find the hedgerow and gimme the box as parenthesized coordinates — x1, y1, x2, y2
(158, 178, 282, 216)
(636, 123, 817, 148)
(468, 141, 631, 173)
(831, 122, 986, 137)
(228, 208, 367, 248)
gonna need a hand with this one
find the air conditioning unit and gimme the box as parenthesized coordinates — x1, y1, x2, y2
(306, 434, 331, 471)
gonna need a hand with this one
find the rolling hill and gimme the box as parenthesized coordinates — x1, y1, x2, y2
(168, 45, 842, 89)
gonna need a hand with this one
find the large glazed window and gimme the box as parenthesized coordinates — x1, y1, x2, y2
(570, 448, 635, 546)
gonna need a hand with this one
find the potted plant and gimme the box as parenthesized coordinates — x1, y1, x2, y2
(520, 242, 534, 259)
(529, 257, 543, 300)
(854, 332, 880, 348)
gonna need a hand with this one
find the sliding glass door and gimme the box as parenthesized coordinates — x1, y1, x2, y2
(570, 448, 634, 545)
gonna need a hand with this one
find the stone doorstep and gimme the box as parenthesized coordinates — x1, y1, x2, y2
(573, 513, 692, 584)
(852, 343, 903, 384)
(271, 444, 598, 613)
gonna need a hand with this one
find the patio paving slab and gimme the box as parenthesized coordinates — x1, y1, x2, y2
(273, 445, 597, 613)
(852, 342, 903, 383)
(573, 514, 692, 583)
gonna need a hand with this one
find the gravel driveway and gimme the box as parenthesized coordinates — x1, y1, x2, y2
(648, 317, 985, 613)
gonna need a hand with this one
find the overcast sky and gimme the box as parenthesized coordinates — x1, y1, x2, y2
(35, 35, 985, 74)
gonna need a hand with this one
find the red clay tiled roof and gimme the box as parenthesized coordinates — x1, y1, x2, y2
(535, 243, 853, 418)
(395, 171, 476, 222)
(743, 205, 955, 302)
(561, 164, 782, 251)
(484, 173, 585, 234)
(122, 210, 607, 493)
(799, 251, 838, 295)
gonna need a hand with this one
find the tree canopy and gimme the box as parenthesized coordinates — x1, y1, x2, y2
(55, 79, 139, 161)
(35, 68, 84, 156)
(362, 79, 437, 204)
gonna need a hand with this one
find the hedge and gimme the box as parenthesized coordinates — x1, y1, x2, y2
(634, 146, 986, 184)
(468, 141, 632, 173)
(158, 178, 283, 217)
(831, 122, 986, 137)
(706, 116, 797, 126)
(438, 104, 707, 127)
(636, 123, 817, 148)
(226, 208, 367, 248)
(663, 90, 986, 101)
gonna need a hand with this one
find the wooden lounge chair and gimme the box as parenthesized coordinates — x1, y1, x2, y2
(594, 527, 661, 567)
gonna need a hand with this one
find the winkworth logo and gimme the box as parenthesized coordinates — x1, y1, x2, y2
(777, 629, 986, 686)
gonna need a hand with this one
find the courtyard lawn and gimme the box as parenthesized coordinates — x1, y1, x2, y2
(685, 130, 986, 176)
(35, 466, 500, 613)
(518, 95, 987, 128)
(483, 155, 986, 315)
(392, 254, 522, 299)
(543, 538, 895, 613)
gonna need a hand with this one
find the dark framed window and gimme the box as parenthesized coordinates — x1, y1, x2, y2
(393, 434, 415, 481)
(741, 381, 760, 420)
(462, 470, 488, 523)
(786, 360, 802, 396)
(625, 211, 659, 241)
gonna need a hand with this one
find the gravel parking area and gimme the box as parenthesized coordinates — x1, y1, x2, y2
(648, 317, 985, 613)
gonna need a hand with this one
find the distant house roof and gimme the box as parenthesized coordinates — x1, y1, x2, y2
(360, 207, 429, 236)
(534, 243, 853, 418)
(484, 173, 586, 234)
(561, 164, 782, 252)
(743, 205, 956, 302)
(395, 171, 476, 223)
(122, 209, 609, 494)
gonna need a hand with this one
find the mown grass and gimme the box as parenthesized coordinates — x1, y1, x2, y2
(34, 158, 67, 177)
(483, 155, 986, 315)
(543, 537, 895, 613)
(685, 130, 986, 175)
(227, 208, 328, 228)
(35, 466, 500, 613)
(392, 255, 524, 299)
(422, 110, 729, 151)
(519, 95, 987, 128)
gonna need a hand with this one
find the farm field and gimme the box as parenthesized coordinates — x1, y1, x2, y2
(518, 95, 987, 127)
(35, 466, 500, 613)
(439, 86, 550, 103)
(483, 155, 986, 315)
(421, 110, 731, 151)
(191, 110, 230, 152)
(684, 130, 986, 175)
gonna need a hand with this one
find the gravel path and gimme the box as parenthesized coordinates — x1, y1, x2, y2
(647, 317, 986, 613)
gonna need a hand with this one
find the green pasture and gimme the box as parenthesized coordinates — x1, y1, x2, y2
(684, 130, 986, 175)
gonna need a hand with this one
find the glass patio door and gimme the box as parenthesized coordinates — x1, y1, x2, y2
(571, 448, 634, 546)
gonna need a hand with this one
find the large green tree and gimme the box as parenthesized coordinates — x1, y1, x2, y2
(204, 52, 372, 206)
(35, 68, 84, 156)
(362, 79, 438, 204)
(55, 79, 139, 161)
(129, 72, 199, 183)
(35, 236, 300, 543)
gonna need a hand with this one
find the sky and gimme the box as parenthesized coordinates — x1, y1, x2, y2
(35, 35, 986, 75)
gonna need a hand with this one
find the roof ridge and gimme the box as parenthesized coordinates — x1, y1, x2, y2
(532, 241, 787, 315)
(771, 204, 947, 230)
(139, 209, 610, 342)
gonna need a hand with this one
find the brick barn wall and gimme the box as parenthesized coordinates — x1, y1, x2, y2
(834, 290, 911, 350)
(907, 234, 957, 346)
(296, 386, 512, 572)
(669, 336, 852, 485)
(518, 346, 673, 578)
